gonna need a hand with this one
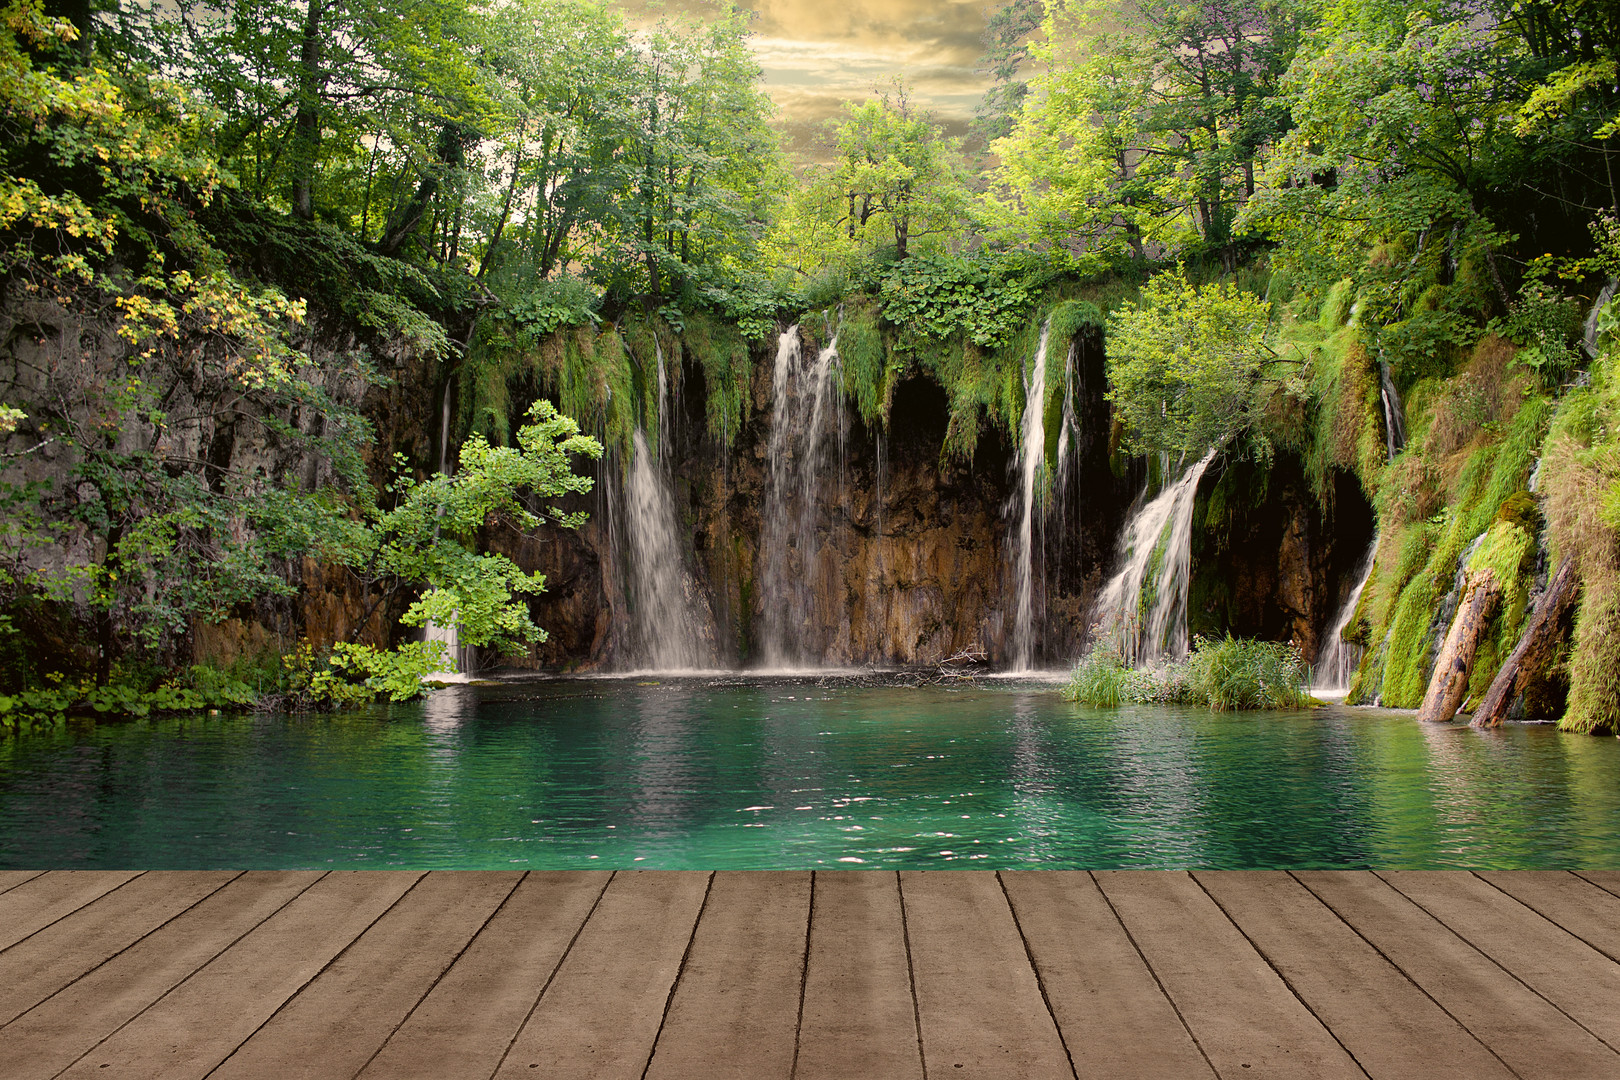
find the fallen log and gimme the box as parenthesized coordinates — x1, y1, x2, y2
(1471, 555, 1579, 728)
(1417, 569, 1503, 724)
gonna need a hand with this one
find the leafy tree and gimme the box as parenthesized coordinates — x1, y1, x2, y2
(784, 81, 970, 268)
(1105, 266, 1299, 457)
(993, 0, 1312, 267)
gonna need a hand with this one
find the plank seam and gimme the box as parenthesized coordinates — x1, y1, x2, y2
(1570, 871, 1620, 905)
(0, 870, 247, 1029)
(1087, 871, 1219, 1080)
(995, 872, 1080, 1080)
(198, 871, 430, 1080)
(1284, 871, 1526, 1080)
(0, 871, 148, 959)
(0, 870, 48, 897)
(1375, 870, 1620, 1057)
(348, 871, 531, 1080)
(486, 870, 617, 1080)
(1476, 871, 1620, 966)
(788, 869, 816, 1080)
(1187, 872, 1374, 1080)
(44, 870, 331, 1080)
(637, 870, 716, 1080)
(896, 871, 928, 1080)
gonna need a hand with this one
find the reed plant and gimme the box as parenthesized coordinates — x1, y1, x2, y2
(1064, 634, 1310, 711)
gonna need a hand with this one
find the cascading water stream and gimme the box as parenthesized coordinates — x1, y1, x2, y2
(758, 325, 845, 667)
(1379, 358, 1407, 461)
(620, 338, 714, 671)
(423, 383, 470, 681)
(1313, 539, 1378, 692)
(1010, 321, 1052, 670)
(1092, 447, 1220, 666)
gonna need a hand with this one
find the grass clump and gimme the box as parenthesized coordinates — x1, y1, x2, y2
(1064, 635, 1309, 711)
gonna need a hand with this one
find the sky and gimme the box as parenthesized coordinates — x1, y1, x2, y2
(616, 1, 998, 153)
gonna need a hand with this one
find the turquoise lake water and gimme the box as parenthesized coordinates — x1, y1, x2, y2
(2, 677, 1618, 870)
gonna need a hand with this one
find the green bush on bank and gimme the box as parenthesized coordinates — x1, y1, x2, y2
(1064, 635, 1310, 711)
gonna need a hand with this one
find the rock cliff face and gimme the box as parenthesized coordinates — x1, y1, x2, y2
(499, 324, 1173, 672)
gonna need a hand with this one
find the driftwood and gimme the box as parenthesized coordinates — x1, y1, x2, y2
(1471, 555, 1580, 728)
(1417, 570, 1503, 724)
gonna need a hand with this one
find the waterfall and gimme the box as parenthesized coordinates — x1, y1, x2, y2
(1313, 539, 1377, 692)
(619, 338, 715, 671)
(758, 325, 846, 667)
(1379, 358, 1407, 461)
(424, 383, 470, 682)
(1585, 278, 1618, 359)
(1092, 447, 1220, 666)
(1010, 321, 1052, 670)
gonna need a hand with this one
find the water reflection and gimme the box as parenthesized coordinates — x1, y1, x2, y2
(1, 682, 1618, 870)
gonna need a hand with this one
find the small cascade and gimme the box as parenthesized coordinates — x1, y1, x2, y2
(1009, 321, 1052, 670)
(1585, 278, 1618, 359)
(619, 338, 715, 671)
(758, 325, 846, 667)
(1092, 447, 1220, 666)
(424, 383, 470, 681)
(1379, 358, 1407, 461)
(623, 430, 711, 670)
(1313, 539, 1377, 692)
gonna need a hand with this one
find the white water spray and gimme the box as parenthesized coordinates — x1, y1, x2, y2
(1010, 321, 1052, 670)
(1313, 539, 1377, 692)
(619, 338, 715, 671)
(1092, 447, 1220, 666)
(758, 325, 846, 666)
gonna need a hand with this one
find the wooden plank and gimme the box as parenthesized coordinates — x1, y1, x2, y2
(1296, 871, 1620, 1080)
(900, 870, 1074, 1080)
(51, 871, 422, 1080)
(0, 869, 47, 894)
(0, 870, 143, 951)
(0, 871, 323, 1080)
(1094, 871, 1363, 1080)
(1381, 870, 1620, 1053)
(210, 871, 522, 1080)
(1573, 870, 1620, 900)
(643, 871, 811, 1080)
(1478, 871, 1620, 964)
(357, 871, 612, 1080)
(1196, 871, 1511, 1080)
(794, 872, 924, 1080)
(0, 870, 240, 1025)
(492, 870, 711, 1080)
(1000, 870, 1214, 1080)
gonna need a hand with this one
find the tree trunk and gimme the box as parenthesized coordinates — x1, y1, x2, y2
(1471, 555, 1579, 727)
(1417, 570, 1502, 723)
(290, 0, 326, 221)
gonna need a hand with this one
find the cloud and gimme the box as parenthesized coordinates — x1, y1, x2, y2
(614, 0, 994, 130)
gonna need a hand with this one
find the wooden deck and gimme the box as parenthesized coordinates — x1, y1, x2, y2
(4, 871, 1620, 1078)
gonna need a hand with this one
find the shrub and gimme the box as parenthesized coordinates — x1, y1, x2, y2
(1064, 634, 1309, 710)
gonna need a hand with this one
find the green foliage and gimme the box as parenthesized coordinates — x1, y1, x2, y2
(279, 640, 448, 711)
(0, 664, 256, 731)
(1493, 279, 1585, 390)
(1064, 634, 1310, 710)
(1106, 266, 1296, 458)
(875, 253, 1037, 349)
(358, 400, 602, 654)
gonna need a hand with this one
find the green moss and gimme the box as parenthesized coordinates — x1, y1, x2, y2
(1319, 278, 1355, 331)
(680, 311, 752, 448)
(1379, 570, 1440, 708)
(837, 297, 888, 427)
(1561, 579, 1620, 734)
